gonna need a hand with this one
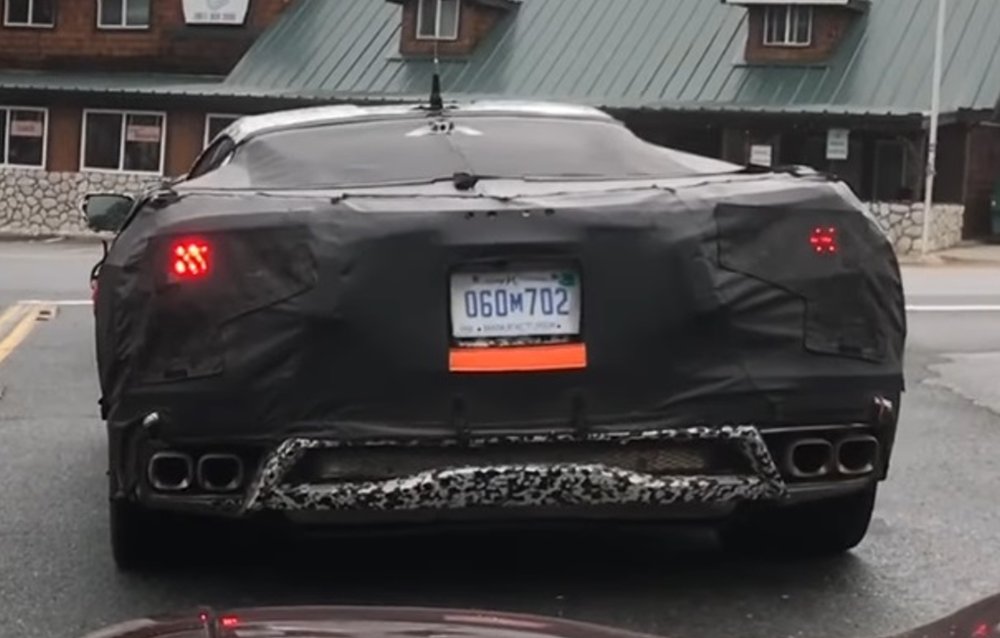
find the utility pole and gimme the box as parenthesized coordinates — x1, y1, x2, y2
(921, 0, 946, 257)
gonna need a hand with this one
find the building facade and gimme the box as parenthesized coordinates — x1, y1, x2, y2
(0, 0, 291, 234)
(1, 0, 998, 254)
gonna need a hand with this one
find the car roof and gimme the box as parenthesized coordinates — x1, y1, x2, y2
(220, 100, 616, 144)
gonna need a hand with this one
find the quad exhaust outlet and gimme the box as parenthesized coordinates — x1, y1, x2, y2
(835, 435, 880, 475)
(782, 433, 881, 479)
(197, 453, 245, 492)
(147, 451, 193, 491)
(147, 451, 245, 492)
(784, 438, 834, 478)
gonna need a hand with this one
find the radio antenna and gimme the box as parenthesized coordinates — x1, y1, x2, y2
(429, 41, 443, 112)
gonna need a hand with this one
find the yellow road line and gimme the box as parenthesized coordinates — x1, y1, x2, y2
(0, 305, 43, 367)
(0, 303, 27, 336)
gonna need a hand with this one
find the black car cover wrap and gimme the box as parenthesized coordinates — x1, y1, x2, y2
(93, 171, 905, 445)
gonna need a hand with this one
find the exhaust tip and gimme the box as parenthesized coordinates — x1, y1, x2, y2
(836, 435, 880, 475)
(784, 438, 834, 478)
(197, 453, 245, 492)
(148, 451, 193, 492)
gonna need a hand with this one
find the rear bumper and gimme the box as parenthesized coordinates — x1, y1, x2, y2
(245, 426, 784, 515)
(119, 413, 895, 524)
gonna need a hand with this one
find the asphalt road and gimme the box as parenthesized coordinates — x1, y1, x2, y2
(1, 238, 1000, 638)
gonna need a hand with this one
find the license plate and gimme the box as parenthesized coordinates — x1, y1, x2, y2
(450, 267, 582, 338)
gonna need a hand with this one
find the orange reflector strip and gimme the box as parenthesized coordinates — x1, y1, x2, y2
(449, 343, 587, 373)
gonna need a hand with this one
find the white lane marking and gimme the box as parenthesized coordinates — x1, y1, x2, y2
(906, 305, 1000, 312)
(17, 299, 92, 306)
(0, 252, 101, 260)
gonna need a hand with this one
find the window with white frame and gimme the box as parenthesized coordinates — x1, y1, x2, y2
(0, 107, 47, 168)
(417, 0, 460, 40)
(97, 0, 150, 28)
(763, 5, 813, 47)
(82, 110, 165, 173)
(4, 0, 55, 26)
(204, 114, 240, 149)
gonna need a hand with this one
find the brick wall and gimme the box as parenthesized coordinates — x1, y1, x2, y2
(963, 124, 1000, 237)
(398, 0, 506, 57)
(745, 6, 855, 64)
(0, 0, 293, 73)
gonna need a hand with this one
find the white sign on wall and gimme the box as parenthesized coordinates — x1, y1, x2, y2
(10, 120, 43, 137)
(182, 0, 251, 25)
(749, 144, 773, 167)
(126, 125, 162, 143)
(826, 128, 850, 160)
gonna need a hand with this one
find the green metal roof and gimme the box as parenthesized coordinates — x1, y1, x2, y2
(220, 0, 1000, 117)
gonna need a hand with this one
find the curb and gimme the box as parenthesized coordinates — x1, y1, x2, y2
(937, 255, 1000, 266)
(898, 253, 1000, 267)
(0, 231, 111, 244)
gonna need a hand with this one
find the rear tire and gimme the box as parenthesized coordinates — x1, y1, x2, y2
(110, 499, 171, 571)
(720, 484, 877, 556)
(111, 499, 250, 571)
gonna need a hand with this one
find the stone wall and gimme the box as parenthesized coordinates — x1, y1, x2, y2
(866, 201, 965, 255)
(0, 168, 160, 236)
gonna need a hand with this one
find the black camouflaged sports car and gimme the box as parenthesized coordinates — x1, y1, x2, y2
(83, 97, 905, 570)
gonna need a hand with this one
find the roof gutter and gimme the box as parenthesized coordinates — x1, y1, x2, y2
(0, 86, 319, 113)
(921, 110, 961, 127)
(923, 108, 1000, 127)
(615, 105, 924, 130)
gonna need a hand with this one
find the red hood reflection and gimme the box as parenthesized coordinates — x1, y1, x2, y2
(81, 595, 1000, 638)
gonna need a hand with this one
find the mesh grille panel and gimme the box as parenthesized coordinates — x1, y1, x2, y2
(289, 440, 748, 484)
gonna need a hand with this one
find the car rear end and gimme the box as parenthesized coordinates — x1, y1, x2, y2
(94, 169, 904, 540)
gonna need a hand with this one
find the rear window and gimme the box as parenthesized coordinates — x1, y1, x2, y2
(221, 115, 737, 189)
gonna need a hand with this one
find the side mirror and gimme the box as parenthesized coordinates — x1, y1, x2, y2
(81, 193, 134, 232)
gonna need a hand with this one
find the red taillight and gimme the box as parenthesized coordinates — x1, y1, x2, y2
(170, 239, 212, 280)
(199, 612, 240, 632)
(809, 226, 838, 254)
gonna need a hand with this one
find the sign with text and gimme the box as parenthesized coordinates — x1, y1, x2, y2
(126, 125, 162, 143)
(10, 119, 43, 137)
(749, 144, 772, 167)
(826, 128, 850, 160)
(182, 0, 250, 25)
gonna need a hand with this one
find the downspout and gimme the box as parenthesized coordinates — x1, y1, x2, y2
(920, 0, 946, 257)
